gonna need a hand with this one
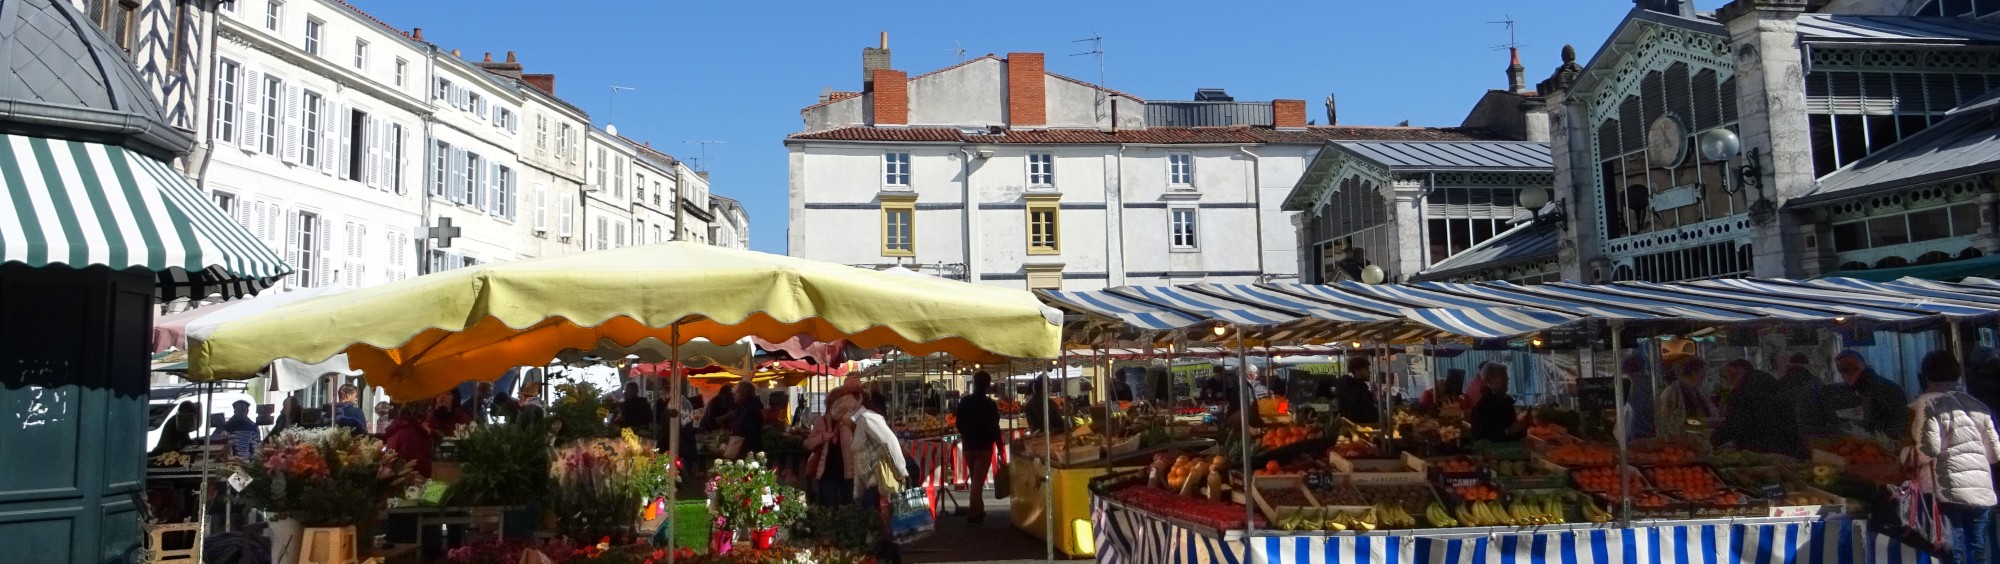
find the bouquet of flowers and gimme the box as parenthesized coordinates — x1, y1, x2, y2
(548, 430, 649, 539)
(236, 427, 419, 526)
(708, 453, 808, 532)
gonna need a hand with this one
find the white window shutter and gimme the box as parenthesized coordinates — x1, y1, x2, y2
(449, 148, 465, 204)
(241, 70, 263, 151)
(319, 214, 336, 287)
(363, 118, 380, 188)
(284, 85, 302, 164)
(487, 161, 500, 216)
(558, 193, 573, 237)
(320, 100, 339, 175)
(337, 106, 353, 179)
(231, 196, 251, 230)
(535, 184, 548, 230)
(285, 210, 300, 276)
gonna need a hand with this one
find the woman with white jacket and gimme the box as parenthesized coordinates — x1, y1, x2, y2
(1908, 350, 2000, 564)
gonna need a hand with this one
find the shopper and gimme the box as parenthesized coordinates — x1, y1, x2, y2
(806, 387, 858, 506)
(1713, 359, 1806, 458)
(1906, 350, 2000, 564)
(1469, 362, 1531, 442)
(617, 381, 654, 433)
(840, 389, 907, 561)
(954, 371, 1002, 524)
(725, 382, 765, 459)
(1803, 351, 1910, 439)
(1656, 357, 1718, 442)
(270, 396, 304, 436)
(221, 400, 261, 460)
(1024, 376, 1068, 434)
(1336, 357, 1381, 425)
(383, 403, 436, 478)
(515, 381, 546, 423)
(333, 384, 366, 433)
(703, 383, 738, 432)
(1417, 369, 1467, 418)
(464, 382, 493, 426)
(1965, 346, 2000, 417)
(430, 389, 472, 438)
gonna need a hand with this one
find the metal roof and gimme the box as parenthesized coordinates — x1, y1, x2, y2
(1791, 89, 2000, 207)
(1329, 140, 1552, 171)
(0, 0, 194, 159)
(1796, 14, 2000, 45)
(1411, 221, 1560, 281)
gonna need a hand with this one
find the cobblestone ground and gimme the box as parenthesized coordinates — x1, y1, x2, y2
(905, 489, 1078, 563)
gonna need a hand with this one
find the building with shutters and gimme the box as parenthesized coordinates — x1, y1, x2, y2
(187, 0, 742, 293)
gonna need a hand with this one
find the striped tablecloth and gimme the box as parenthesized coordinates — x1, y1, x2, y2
(1094, 494, 1889, 564)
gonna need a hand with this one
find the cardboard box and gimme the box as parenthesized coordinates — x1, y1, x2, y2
(1330, 451, 1426, 485)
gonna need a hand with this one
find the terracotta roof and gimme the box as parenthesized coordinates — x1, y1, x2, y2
(331, 0, 408, 39)
(787, 125, 1506, 144)
(800, 90, 863, 112)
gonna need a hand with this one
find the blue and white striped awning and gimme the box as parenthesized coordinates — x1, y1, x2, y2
(1271, 282, 1577, 340)
(0, 134, 289, 301)
(1112, 285, 1302, 327)
(1693, 278, 1998, 322)
(1038, 289, 1203, 332)
(1553, 282, 1844, 322)
(1624, 280, 1938, 325)
(1495, 282, 1766, 323)
(1806, 277, 2000, 307)
(1413, 281, 1668, 321)
(1188, 283, 1392, 324)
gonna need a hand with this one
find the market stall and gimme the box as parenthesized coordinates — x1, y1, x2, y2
(1037, 277, 2000, 564)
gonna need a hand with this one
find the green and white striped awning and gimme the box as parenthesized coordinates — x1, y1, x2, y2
(0, 134, 289, 301)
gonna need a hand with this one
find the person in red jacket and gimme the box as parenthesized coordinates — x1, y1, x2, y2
(383, 403, 435, 478)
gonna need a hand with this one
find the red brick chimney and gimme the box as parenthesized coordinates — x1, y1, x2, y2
(870, 68, 908, 126)
(411, 28, 424, 42)
(524, 74, 556, 95)
(1273, 99, 1307, 129)
(1007, 53, 1045, 127)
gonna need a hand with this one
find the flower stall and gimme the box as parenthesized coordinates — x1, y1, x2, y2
(236, 428, 420, 564)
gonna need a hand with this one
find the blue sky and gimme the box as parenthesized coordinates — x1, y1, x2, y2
(354, 0, 1638, 254)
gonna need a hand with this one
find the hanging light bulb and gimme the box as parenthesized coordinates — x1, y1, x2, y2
(1351, 341, 1362, 349)
(1212, 325, 1227, 336)
(1531, 337, 1545, 348)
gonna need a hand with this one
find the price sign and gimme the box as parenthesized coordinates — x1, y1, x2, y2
(227, 471, 252, 492)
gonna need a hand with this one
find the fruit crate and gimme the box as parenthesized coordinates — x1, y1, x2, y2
(1588, 489, 1691, 520)
(1489, 456, 1569, 491)
(1503, 487, 1595, 525)
(1329, 451, 1426, 485)
(1684, 486, 1771, 519)
(1809, 439, 1901, 485)
(1424, 456, 1489, 486)
(1354, 482, 1443, 523)
(1241, 475, 1322, 525)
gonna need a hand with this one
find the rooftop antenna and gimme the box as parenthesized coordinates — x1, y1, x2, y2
(608, 85, 637, 127)
(1071, 34, 1107, 125)
(1488, 16, 1528, 52)
(685, 140, 726, 172)
(949, 40, 966, 63)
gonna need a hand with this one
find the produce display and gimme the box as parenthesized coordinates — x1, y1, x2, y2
(1820, 437, 1892, 465)
(1545, 444, 1618, 467)
(1643, 465, 1726, 499)
(1106, 483, 1261, 531)
(1490, 458, 1561, 479)
(1628, 443, 1701, 466)
(1256, 485, 1314, 508)
(1257, 425, 1316, 452)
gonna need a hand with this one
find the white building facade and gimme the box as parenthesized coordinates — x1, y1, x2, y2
(788, 45, 1475, 290)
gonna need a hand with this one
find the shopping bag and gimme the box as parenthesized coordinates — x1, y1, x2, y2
(1883, 439, 1949, 555)
(888, 487, 935, 545)
(991, 452, 1012, 500)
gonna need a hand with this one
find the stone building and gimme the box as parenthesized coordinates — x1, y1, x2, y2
(787, 35, 1502, 289)
(1539, 0, 2000, 283)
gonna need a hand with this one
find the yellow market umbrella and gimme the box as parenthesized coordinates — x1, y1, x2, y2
(187, 242, 1061, 399)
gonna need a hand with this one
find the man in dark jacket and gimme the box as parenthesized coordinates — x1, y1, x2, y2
(1336, 357, 1381, 425)
(954, 372, 1003, 524)
(1965, 346, 2000, 416)
(1802, 351, 1909, 439)
(1713, 360, 1806, 458)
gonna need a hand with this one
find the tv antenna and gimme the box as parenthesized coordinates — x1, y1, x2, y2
(948, 40, 966, 63)
(1071, 34, 1107, 123)
(685, 140, 726, 172)
(1488, 16, 1528, 52)
(608, 85, 637, 126)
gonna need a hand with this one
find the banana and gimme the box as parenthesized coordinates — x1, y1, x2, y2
(1426, 503, 1453, 528)
(1354, 507, 1378, 532)
(1508, 501, 1532, 525)
(1455, 504, 1480, 527)
(1545, 496, 1567, 524)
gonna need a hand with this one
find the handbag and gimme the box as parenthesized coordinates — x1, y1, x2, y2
(1885, 395, 1961, 556)
(990, 446, 1013, 499)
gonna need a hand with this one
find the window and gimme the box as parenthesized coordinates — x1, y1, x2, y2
(1170, 208, 1198, 249)
(300, 90, 323, 167)
(212, 59, 241, 144)
(881, 201, 915, 256)
(558, 124, 573, 161)
(652, 225, 662, 244)
(386, 122, 405, 193)
(1028, 153, 1055, 187)
(614, 157, 627, 198)
(883, 152, 911, 187)
(534, 184, 549, 231)
(497, 109, 516, 133)
(535, 114, 548, 155)
(470, 93, 485, 118)
(394, 59, 406, 87)
(493, 166, 514, 219)
(431, 141, 449, 197)
(1169, 153, 1194, 186)
(345, 108, 367, 182)
(304, 18, 322, 56)
(463, 152, 483, 207)
(1027, 199, 1059, 254)
(342, 221, 366, 287)
(384, 230, 408, 282)
(595, 147, 608, 187)
(292, 210, 319, 287)
(1805, 71, 1999, 177)
(265, 1, 282, 31)
(635, 173, 647, 203)
(559, 193, 574, 237)
(652, 181, 663, 206)
(616, 223, 627, 247)
(596, 216, 609, 250)
(211, 191, 237, 217)
(435, 78, 452, 102)
(353, 40, 367, 71)
(259, 76, 282, 155)
(84, 0, 136, 50)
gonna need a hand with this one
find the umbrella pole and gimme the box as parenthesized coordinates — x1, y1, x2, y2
(1610, 320, 1630, 525)
(1101, 346, 1113, 474)
(198, 381, 214, 541)
(1043, 354, 1058, 562)
(1235, 326, 1255, 534)
(666, 324, 682, 564)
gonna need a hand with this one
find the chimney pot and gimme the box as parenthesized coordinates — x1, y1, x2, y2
(412, 28, 424, 41)
(880, 32, 888, 49)
(452, 49, 461, 58)
(507, 51, 518, 63)
(483, 52, 493, 63)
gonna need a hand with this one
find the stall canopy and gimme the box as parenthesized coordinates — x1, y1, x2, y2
(186, 242, 1062, 398)
(1041, 277, 2000, 347)
(0, 133, 290, 301)
(152, 285, 359, 392)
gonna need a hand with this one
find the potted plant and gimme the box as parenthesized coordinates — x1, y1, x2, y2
(548, 430, 647, 542)
(237, 428, 418, 564)
(706, 453, 807, 552)
(445, 418, 553, 538)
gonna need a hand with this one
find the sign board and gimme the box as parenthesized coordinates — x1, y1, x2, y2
(1650, 184, 1703, 212)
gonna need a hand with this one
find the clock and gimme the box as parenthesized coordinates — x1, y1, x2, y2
(1647, 115, 1688, 168)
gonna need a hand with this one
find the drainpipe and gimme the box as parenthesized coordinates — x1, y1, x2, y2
(958, 148, 980, 282)
(1237, 146, 1263, 282)
(194, 2, 223, 189)
(418, 43, 439, 273)
(1111, 145, 1127, 286)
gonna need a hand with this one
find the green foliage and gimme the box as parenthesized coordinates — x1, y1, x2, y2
(548, 433, 649, 539)
(706, 453, 807, 531)
(550, 381, 616, 445)
(786, 505, 879, 548)
(446, 419, 553, 507)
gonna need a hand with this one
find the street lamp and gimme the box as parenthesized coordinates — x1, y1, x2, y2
(1360, 264, 1386, 285)
(1519, 186, 1566, 230)
(1698, 128, 1775, 224)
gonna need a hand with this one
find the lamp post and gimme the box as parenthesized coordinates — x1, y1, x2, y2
(1698, 128, 1774, 225)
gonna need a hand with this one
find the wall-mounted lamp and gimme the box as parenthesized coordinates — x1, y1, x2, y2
(1360, 264, 1387, 285)
(973, 145, 996, 160)
(1698, 129, 1775, 225)
(1518, 186, 1567, 230)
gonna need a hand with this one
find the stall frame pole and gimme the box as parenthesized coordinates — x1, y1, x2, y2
(665, 324, 683, 564)
(1610, 320, 1630, 526)
(1044, 353, 1059, 562)
(1234, 325, 1255, 534)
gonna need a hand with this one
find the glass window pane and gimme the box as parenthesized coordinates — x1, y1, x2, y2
(1833, 221, 1867, 251)
(1909, 208, 1951, 242)
(1426, 219, 1449, 264)
(1952, 204, 1981, 237)
(1868, 215, 1910, 247)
